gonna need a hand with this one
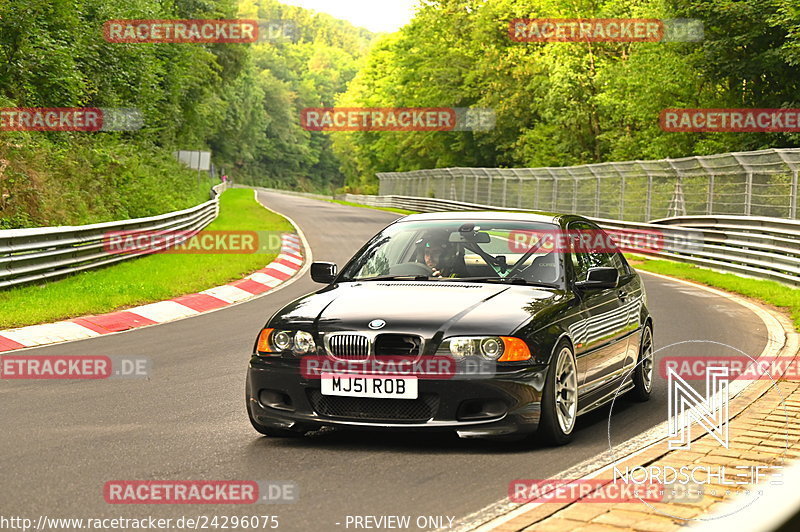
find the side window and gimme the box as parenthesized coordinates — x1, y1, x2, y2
(608, 251, 630, 276)
(570, 248, 590, 281)
(569, 221, 617, 280)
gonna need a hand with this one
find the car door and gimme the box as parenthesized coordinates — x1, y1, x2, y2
(606, 249, 645, 373)
(569, 222, 630, 396)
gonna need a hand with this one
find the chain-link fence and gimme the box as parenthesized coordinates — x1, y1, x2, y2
(377, 148, 800, 222)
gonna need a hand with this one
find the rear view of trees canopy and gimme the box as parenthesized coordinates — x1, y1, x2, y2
(333, 0, 800, 192)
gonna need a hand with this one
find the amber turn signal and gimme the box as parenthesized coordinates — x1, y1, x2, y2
(498, 337, 531, 361)
(257, 328, 274, 353)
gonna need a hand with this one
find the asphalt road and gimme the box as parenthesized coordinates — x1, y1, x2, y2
(0, 190, 768, 531)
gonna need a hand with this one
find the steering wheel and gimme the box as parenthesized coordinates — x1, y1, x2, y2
(388, 261, 434, 276)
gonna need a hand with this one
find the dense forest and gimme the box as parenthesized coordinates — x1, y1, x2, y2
(227, 0, 374, 189)
(0, 0, 373, 227)
(2, 0, 800, 226)
(333, 0, 800, 192)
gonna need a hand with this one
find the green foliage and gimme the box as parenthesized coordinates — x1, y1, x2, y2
(0, 0, 244, 226)
(333, 0, 800, 189)
(0, 134, 214, 228)
(0, 0, 373, 227)
(4, 0, 800, 221)
(227, 0, 376, 190)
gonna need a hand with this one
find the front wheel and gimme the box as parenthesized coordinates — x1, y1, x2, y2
(538, 341, 578, 446)
(629, 324, 654, 402)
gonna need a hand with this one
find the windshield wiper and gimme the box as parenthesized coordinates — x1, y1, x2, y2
(350, 275, 430, 282)
(455, 276, 558, 288)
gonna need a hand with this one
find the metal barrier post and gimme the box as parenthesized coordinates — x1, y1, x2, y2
(707, 174, 715, 215)
(572, 176, 578, 213)
(745, 171, 753, 216)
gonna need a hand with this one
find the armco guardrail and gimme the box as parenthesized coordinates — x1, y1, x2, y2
(336, 193, 800, 286)
(0, 182, 227, 289)
(377, 148, 800, 221)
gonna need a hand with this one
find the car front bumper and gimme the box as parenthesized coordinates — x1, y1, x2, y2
(247, 357, 550, 437)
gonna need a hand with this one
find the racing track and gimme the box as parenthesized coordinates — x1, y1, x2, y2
(0, 190, 769, 531)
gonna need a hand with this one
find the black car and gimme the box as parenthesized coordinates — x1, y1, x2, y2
(246, 212, 653, 445)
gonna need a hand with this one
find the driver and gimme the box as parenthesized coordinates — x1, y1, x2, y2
(417, 231, 463, 278)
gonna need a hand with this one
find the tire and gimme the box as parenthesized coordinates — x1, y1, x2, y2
(629, 324, 654, 402)
(538, 341, 578, 446)
(246, 375, 306, 438)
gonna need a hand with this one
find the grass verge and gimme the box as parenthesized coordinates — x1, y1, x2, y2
(0, 189, 294, 329)
(627, 254, 800, 331)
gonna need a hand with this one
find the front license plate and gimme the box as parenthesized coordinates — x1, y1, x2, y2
(320, 373, 418, 399)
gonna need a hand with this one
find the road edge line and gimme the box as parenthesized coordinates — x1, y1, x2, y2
(0, 190, 310, 353)
(455, 270, 790, 532)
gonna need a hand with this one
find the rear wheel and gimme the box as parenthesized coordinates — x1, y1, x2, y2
(629, 324, 654, 402)
(538, 341, 578, 445)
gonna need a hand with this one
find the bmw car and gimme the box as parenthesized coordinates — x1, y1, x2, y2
(246, 212, 653, 445)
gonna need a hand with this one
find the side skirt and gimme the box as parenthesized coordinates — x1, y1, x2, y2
(576, 379, 634, 417)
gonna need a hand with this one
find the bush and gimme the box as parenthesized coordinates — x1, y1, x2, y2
(0, 135, 212, 228)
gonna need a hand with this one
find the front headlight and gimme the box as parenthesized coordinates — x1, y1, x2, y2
(255, 328, 316, 356)
(450, 338, 479, 357)
(441, 336, 531, 362)
(293, 331, 316, 355)
(273, 330, 292, 351)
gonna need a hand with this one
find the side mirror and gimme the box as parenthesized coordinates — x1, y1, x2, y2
(311, 262, 338, 284)
(574, 267, 619, 289)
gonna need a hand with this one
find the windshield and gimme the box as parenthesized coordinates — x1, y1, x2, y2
(339, 220, 563, 287)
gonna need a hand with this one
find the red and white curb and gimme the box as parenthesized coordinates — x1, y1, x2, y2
(0, 233, 304, 353)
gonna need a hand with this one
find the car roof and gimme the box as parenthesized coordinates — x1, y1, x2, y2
(396, 210, 590, 227)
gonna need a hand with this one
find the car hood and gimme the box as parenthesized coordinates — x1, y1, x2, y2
(269, 281, 569, 337)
